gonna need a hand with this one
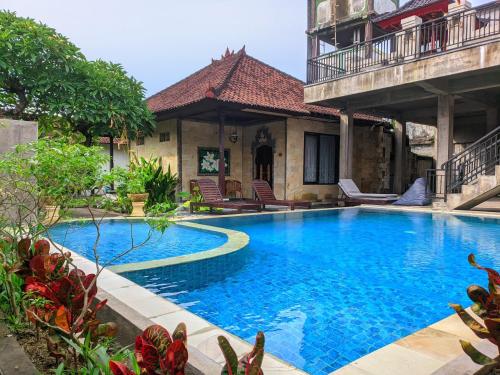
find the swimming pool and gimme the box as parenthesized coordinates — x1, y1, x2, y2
(49, 220, 227, 266)
(121, 209, 500, 374)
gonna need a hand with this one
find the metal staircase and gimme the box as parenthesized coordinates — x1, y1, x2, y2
(427, 126, 500, 210)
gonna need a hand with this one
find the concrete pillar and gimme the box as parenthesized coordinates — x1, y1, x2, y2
(394, 119, 407, 194)
(339, 110, 354, 179)
(486, 108, 498, 133)
(436, 95, 455, 168)
(447, 1, 475, 47)
(397, 16, 422, 60)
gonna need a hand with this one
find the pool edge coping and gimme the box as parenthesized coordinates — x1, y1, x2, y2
(106, 222, 249, 273)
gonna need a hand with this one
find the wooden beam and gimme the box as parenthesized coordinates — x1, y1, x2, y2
(218, 112, 226, 195)
(176, 119, 183, 196)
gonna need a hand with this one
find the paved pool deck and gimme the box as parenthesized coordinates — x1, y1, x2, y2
(55, 205, 500, 375)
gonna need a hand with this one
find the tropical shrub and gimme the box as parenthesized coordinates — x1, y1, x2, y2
(131, 156, 179, 208)
(109, 323, 188, 375)
(0, 140, 107, 320)
(450, 254, 499, 368)
(112, 156, 179, 211)
(218, 332, 265, 375)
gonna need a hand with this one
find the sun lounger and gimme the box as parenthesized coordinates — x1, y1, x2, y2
(338, 179, 398, 205)
(190, 179, 262, 213)
(252, 180, 311, 210)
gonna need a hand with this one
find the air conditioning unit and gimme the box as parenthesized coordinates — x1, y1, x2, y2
(317, 0, 332, 25)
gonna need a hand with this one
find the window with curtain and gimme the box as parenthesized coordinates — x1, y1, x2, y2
(303, 132, 339, 184)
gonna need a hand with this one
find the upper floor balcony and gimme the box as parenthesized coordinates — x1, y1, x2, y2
(306, 2, 499, 87)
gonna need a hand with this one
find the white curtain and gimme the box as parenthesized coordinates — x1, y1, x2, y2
(319, 135, 336, 184)
(304, 135, 318, 183)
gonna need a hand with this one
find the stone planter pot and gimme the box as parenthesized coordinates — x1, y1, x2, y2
(127, 193, 149, 217)
(43, 205, 60, 225)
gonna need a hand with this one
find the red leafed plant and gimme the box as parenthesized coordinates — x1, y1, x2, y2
(25, 266, 116, 338)
(110, 323, 188, 375)
(450, 254, 500, 368)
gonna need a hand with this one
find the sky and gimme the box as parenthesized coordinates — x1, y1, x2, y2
(2, 0, 307, 96)
(2, 0, 491, 96)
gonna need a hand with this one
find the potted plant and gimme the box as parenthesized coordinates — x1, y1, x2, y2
(126, 171, 149, 217)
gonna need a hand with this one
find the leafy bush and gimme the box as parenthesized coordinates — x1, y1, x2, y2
(131, 156, 179, 207)
(112, 156, 179, 210)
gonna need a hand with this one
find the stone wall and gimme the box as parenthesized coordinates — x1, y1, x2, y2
(181, 120, 243, 194)
(129, 116, 398, 199)
(130, 119, 178, 174)
(353, 125, 393, 193)
(285, 118, 340, 200)
(0, 118, 38, 154)
(0, 119, 38, 225)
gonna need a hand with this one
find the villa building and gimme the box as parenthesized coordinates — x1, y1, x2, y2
(305, 0, 500, 209)
(129, 48, 407, 201)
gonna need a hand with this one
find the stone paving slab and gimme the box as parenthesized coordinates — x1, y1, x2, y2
(0, 320, 38, 375)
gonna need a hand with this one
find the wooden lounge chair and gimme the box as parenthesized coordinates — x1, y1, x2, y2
(338, 179, 398, 206)
(190, 179, 262, 213)
(252, 180, 312, 210)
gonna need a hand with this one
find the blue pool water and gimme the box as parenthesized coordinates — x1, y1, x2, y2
(49, 220, 227, 266)
(122, 209, 500, 374)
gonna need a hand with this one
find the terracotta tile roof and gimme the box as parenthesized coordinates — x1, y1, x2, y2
(147, 48, 378, 122)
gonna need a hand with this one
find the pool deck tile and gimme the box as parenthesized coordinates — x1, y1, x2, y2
(345, 344, 446, 375)
(96, 272, 137, 291)
(394, 327, 466, 362)
(126, 294, 183, 319)
(188, 328, 251, 365)
(428, 312, 483, 343)
(330, 364, 374, 375)
(152, 309, 213, 336)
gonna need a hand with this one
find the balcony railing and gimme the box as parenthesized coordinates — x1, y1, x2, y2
(307, 2, 500, 84)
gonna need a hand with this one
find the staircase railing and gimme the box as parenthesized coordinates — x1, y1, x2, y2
(443, 126, 500, 195)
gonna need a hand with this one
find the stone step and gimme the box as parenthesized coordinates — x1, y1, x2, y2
(445, 163, 500, 211)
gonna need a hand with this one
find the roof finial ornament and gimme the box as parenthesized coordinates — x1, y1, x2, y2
(205, 80, 216, 99)
(241, 45, 246, 54)
(225, 47, 231, 57)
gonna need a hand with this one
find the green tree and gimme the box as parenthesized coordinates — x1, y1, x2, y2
(0, 11, 155, 144)
(0, 11, 82, 119)
(56, 59, 155, 146)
